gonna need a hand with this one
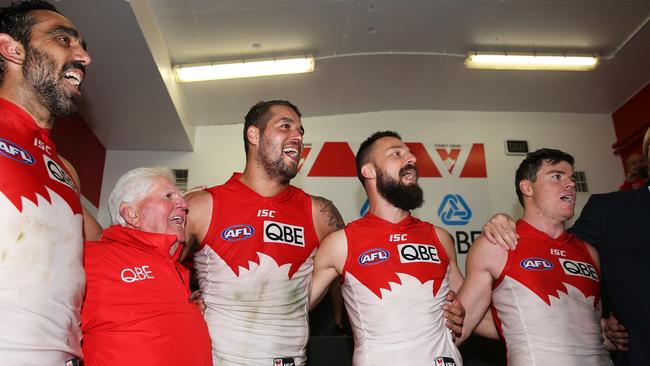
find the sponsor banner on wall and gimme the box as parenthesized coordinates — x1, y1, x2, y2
(293, 141, 491, 273)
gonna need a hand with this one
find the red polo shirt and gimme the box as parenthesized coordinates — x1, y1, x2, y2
(81, 226, 212, 366)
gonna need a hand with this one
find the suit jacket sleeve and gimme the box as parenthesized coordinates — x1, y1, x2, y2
(570, 194, 603, 248)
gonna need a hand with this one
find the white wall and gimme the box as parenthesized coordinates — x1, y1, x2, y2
(98, 110, 622, 234)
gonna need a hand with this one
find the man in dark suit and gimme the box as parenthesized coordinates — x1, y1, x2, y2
(482, 126, 649, 366)
(570, 127, 650, 366)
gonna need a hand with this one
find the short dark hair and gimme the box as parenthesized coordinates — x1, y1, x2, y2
(356, 130, 402, 183)
(243, 100, 301, 156)
(515, 148, 575, 205)
(0, 1, 59, 76)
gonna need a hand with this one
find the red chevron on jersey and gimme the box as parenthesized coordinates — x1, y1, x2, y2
(200, 173, 319, 278)
(0, 98, 80, 215)
(0, 98, 84, 364)
(342, 213, 462, 366)
(343, 213, 449, 299)
(494, 220, 600, 308)
(195, 173, 319, 364)
(491, 220, 609, 365)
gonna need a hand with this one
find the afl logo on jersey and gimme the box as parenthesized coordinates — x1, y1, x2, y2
(221, 224, 254, 241)
(0, 138, 34, 164)
(520, 257, 553, 271)
(358, 248, 390, 265)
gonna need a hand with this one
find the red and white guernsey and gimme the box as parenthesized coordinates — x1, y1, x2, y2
(342, 213, 462, 366)
(0, 99, 84, 365)
(492, 220, 612, 366)
(194, 173, 320, 366)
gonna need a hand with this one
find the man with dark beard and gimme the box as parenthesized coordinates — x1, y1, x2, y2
(184, 100, 345, 366)
(310, 131, 467, 366)
(0, 1, 98, 365)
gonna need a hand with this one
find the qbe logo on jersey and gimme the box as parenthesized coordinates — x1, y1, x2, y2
(264, 221, 305, 247)
(434, 357, 457, 366)
(559, 258, 599, 281)
(43, 155, 77, 191)
(398, 243, 440, 264)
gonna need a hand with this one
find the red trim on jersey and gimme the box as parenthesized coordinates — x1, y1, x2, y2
(342, 213, 449, 298)
(0, 98, 81, 214)
(496, 219, 601, 307)
(200, 173, 320, 278)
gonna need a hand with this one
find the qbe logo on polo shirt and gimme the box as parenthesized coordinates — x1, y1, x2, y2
(264, 221, 305, 247)
(398, 243, 440, 264)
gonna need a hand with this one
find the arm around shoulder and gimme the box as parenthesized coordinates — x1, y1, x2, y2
(59, 156, 102, 241)
(435, 226, 464, 291)
(182, 190, 213, 261)
(310, 229, 347, 309)
(457, 235, 506, 343)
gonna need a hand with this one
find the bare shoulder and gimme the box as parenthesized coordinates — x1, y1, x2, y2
(321, 228, 347, 248)
(469, 234, 507, 257)
(185, 190, 212, 209)
(466, 234, 508, 275)
(433, 225, 456, 257)
(311, 195, 344, 240)
(316, 228, 348, 272)
(185, 190, 212, 239)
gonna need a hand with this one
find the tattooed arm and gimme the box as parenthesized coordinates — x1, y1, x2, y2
(311, 195, 345, 241)
(309, 196, 346, 310)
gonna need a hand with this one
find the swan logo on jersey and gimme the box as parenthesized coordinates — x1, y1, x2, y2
(43, 155, 77, 191)
(264, 220, 305, 247)
(434, 357, 457, 366)
(221, 224, 255, 241)
(358, 248, 390, 265)
(559, 258, 599, 281)
(398, 243, 440, 264)
(0, 138, 34, 164)
(520, 257, 553, 271)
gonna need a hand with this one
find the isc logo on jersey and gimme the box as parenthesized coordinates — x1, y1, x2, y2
(358, 248, 390, 265)
(434, 357, 457, 366)
(221, 224, 254, 241)
(264, 220, 305, 247)
(0, 138, 34, 164)
(520, 257, 553, 271)
(559, 258, 599, 281)
(398, 244, 440, 264)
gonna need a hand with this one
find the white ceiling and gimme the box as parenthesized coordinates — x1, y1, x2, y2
(11, 0, 650, 150)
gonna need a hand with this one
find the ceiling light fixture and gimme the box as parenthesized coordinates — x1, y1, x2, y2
(465, 52, 599, 71)
(174, 55, 315, 82)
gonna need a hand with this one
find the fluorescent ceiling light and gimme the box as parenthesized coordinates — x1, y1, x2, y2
(465, 53, 599, 71)
(174, 55, 315, 82)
